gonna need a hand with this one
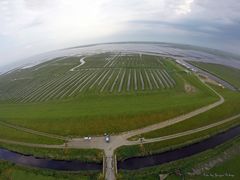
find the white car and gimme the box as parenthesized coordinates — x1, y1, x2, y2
(84, 136, 91, 140)
(105, 135, 110, 143)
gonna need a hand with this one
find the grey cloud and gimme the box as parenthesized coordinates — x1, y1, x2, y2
(1, 0, 240, 66)
(23, 18, 43, 29)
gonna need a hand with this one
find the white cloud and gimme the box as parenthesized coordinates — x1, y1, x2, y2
(176, 0, 194, 15)
(0, 0, 197, 38)
(0, 0, 240, 66)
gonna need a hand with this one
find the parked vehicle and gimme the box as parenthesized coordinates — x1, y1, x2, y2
(104, 133, 110, 143)
(84, 136, 91, 140)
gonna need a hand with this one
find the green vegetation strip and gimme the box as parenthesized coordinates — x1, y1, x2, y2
(116, 117, 240, 161)
(0, 160, 100, 180)
(189, 61, 240, 89)
(138, 86, 240, 139)
(195, 153, 240, 179)
(0, 69, 218, 136)
(117, 136, 240, 180)
(0, 143, 103, 163)
(0, 124, 63, 145)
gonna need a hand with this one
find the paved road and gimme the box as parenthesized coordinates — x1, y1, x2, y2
(128, 113, 240, 145)
(0, 121, 68, 141)
(105, 150, 115, 180)
(119, 81, 224, 139)
(1, 113, 239, 180)
(0, 78, 235, 180)
(0, 138, 65, 148)
(183, 60, 238, 91)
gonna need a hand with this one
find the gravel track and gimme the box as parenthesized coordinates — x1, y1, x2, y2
(0, 82, 228, 180)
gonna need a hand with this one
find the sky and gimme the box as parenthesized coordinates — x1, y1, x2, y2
(1, 0, 240, 66)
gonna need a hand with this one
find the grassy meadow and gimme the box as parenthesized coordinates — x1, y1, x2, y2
(189, 61, 240, 89)
(0, 124, 64, 144)
(139, 85, 240, 139)
(0, 56, 218, 136)
(116, 84, 240, 161)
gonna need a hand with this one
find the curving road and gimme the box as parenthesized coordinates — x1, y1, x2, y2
(1, 77, 239, 180)
(69, 57, 86, 71)
(0, 121, 68, 141)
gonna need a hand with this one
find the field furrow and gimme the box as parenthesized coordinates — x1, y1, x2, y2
(69, 70, 96, 96)
(40, 72, 81, 101)
(89, 69, 107, 90)
(153, 70, 164, 88)
(139, 70, 145, 90)
(163, 69, 176, 85)
(32, 72, 81, 102)
(159, 70, 170, 88)
(17, 78, 57, 102)
(22, 74, 71, 102)
(100, 70, 115, 92)
(110, 69, 121, 92)
(134, 69, 137, 91)
(144, 69, 153, 90)
(127, 69, 131, 91)
(58, 70, 90, 98)
(0, 53, 183, 103)
(79, 71, 100, 92)
(150, 69, 159, 89)
(161, 70, 173, 87)
(118, 69, 126, 92)
(98, 70, 111, 86)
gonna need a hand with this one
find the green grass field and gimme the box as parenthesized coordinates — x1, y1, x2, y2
(115, 83, 240, 161)
(0, 52, 239, 179)
(0, 54, 178, 102)
(0, 54, 218, 136)
(196, 154, 240, 179)
(0, 124, 63, 144)
(189, 61, 240, 89)
(138, 85, 240, 139)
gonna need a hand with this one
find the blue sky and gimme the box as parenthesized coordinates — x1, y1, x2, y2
(1, 0, 240, 66)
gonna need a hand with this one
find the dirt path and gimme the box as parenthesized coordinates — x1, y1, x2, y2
(120, 81, 224, 140)
(1, 113, 239, 179)
(69, 57, 86, 71)
(0, 138, 65, 148)
(127, 113, 240, 145)
(0, 121, 68, 141)
(0, 79, 233, 180)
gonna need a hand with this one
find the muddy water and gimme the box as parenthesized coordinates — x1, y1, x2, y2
(0, 149, 102, 171)
(1, 125, 239, 171)
(118, 125, 240, 170)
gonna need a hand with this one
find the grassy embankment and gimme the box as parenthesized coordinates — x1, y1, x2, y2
(116, 117, 240, 161)
(196, 153, 240, 179)
(117, 136, 240, 180)
(0, 143, 103, 163)
(139, 85, 240, 139)
(0, 160, 101, 180)
(0, 123, 63, 144)
(0, 60, 218, 137)
(116, 85, 240, 160)
(189, 61, 240, 89)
